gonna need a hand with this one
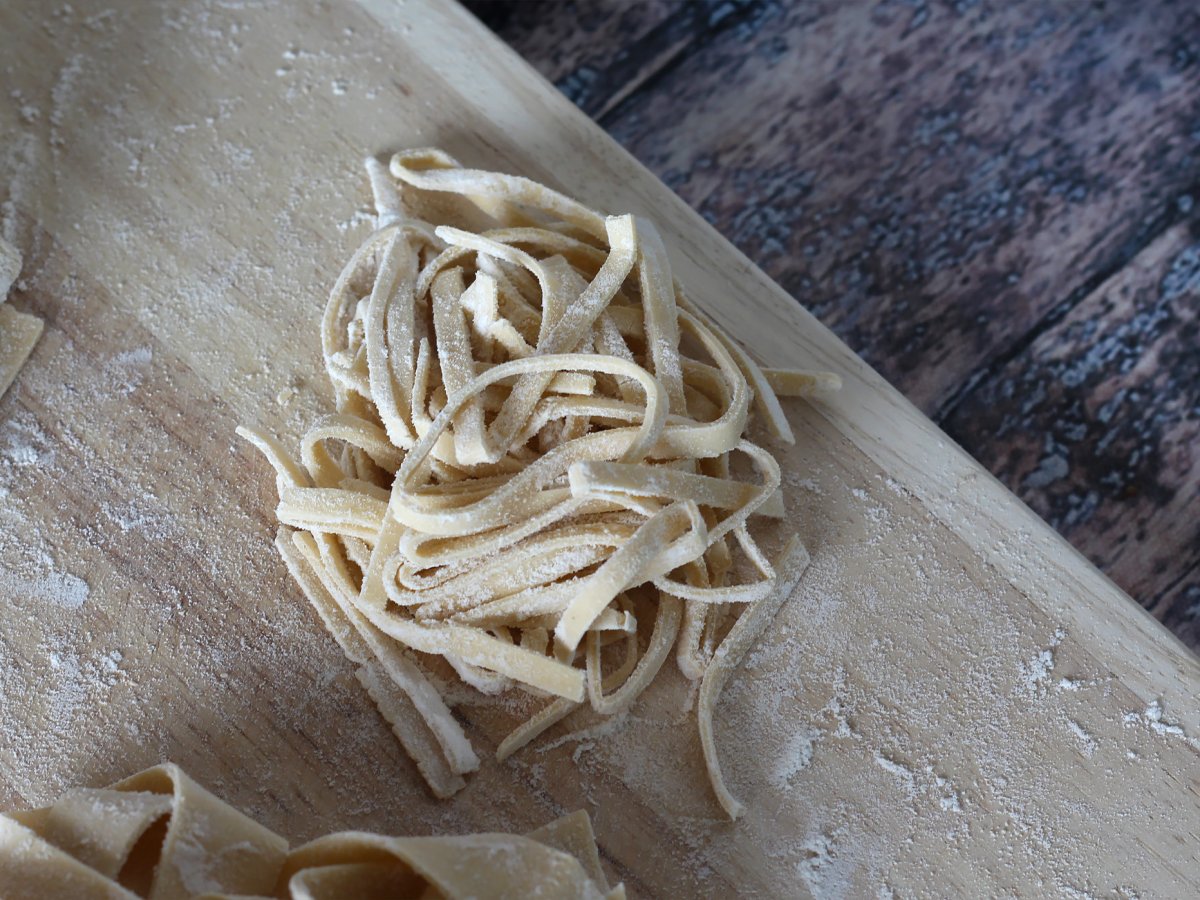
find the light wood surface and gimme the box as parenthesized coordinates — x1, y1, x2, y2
(1, 1, 1197, 896)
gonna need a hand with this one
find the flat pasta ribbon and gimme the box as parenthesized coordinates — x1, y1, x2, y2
(0, 764, 621, 899)
(0, 236, 44, 401)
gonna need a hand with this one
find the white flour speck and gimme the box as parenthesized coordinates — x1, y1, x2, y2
(1125, 700, 1188, 740)
(874, 753, 916, 799)
(934, 774, 963, 813)
(797, 832, 835, 897)
(1066, 719, 1097, 757)
(773, 727, 818, 788)
(0, 570, 90, 610)
(1019, 628, 1065, 698)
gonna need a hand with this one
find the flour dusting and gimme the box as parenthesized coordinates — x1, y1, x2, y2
(796, 832, 836, 897)
(773, 727, 818, 788)
(0, 570, 90, 610)
(1018, 628, 1065, 698)
(1124, 700, 1190, 741)
(873, 753, 916, 799)
(1066, 719, 1097, 757)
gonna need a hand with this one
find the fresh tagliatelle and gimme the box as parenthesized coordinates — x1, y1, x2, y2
(239, 149, 840, 819)
(0, 763, 621, 899)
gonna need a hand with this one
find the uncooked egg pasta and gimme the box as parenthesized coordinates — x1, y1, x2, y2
(240, 149, 838, 818)
(0, 763, 621, 899)
(0, 236, 44, 402)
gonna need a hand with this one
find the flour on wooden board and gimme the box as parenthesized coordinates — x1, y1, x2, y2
(1, 413, 55, 468)
(106, 346, 153, 396)
(797, 832, 836, 895)
(773, 727, 819, 788)
(0, 570, 90, 611)
(1017, 627, 1065, 698)
(1066, 719, 1098, 758)
(2, 2, 1195, 893)
(1123, 699, 1194, 744)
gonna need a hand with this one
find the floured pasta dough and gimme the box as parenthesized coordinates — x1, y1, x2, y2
(0, 236, 43, 401)
(240, 149, 838, 818)
(0, 237, 20, 293)
(0, 763, 621, 899)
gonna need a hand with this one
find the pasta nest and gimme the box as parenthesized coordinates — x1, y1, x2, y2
(241, 149, 839, 818)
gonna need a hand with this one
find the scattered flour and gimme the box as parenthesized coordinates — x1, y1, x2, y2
(1, 414, 55, 468)
(1018, 628, 1065, 698)
(874, 753, 917, 799)
(0, 570, 90, 610)
(773, 727, 818, 788)
(1124, 700, 1189, 740)
(106, 346, 153, 395)
(100, 490, 172, 540)
(1142, 701, 1186, 738)
(934, 774, 962, 813)
(822, 690, 855, 740)
(49, 53, 86, 148)
(938, 791, 962, 813)
(335, 209, 376, 233)
(538, 712, 630, 757)
(112, 346, 153, 367)
(796, 832, 836, 897)
(1066, 719, 1097, 758)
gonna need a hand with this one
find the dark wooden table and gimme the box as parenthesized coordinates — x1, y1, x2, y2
(464, 0, 1200, 654)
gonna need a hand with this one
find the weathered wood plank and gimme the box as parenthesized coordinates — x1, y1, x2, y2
(461, 0, 681, 118)
(943, 223, 1200, 648)
(598, 0, 1200, 414)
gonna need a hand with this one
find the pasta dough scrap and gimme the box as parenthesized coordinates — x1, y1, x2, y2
(0, 236, 20, 294)
(0, 305, 44, 400)
(240, 149, 838, 818)
(0, 764, 621, 899)
(2, 763, 287, 900)
(0, 237, 43, 401)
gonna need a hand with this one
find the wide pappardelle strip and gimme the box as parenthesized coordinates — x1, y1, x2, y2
(0, 764, 622, 899)
(241, 149, 839, 819)
(0, 237, 44, 402)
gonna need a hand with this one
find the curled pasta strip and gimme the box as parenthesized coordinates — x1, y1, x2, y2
(699, 536, 811, 819)
(241, 150, 839, 817)
(0, 764, 623, 899)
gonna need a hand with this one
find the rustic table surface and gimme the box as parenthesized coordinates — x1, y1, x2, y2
(1, 0, 1198, 894)
(464, 0, 1200, 654)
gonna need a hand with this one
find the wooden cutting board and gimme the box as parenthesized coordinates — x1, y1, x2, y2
(1, 1, 1197, 895)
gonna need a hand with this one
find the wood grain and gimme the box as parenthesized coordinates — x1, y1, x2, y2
(466, 0, 1200, 652)
(588, 0, 1200, 412)
(0, 1, 1197, 896)
(463, 0, 763, 123)
(464, 0, 678, 108)
(944, 223, 1200, 649)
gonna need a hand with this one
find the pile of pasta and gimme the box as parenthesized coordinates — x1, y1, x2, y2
(0, 763, 620, 899)
(240, 149, 838, 818)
